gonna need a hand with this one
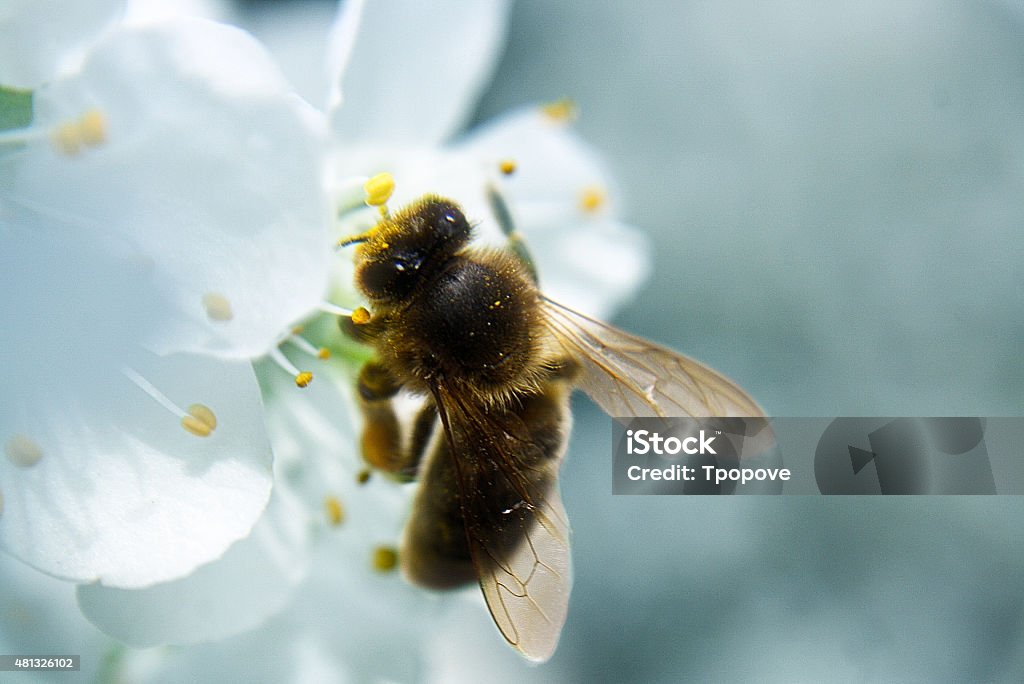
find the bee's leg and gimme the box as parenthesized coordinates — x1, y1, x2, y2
(404, 400, 438, 480)
(486, 183, 538, 284)
(355, 361, 437, 481)
(355, 361, 403, 475)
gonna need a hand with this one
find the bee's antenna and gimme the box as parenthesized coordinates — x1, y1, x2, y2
(336, 233, 370, 249)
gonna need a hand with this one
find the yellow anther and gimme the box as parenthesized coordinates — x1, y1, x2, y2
(181, 404, 217, 437)
(499, 159, 517, 175)
(356, 468, 371, 484)
(202, 292, 234, 322)
(78, 109, 107, 146)
(291, 325, 305, 335)
(351, 307, 372, 325)
(317, 347, 331, 360)
(372, 545, 399, 573)
(364, 172, 396, 207)
(49, 109, 108, 156)
(187, 404, 217, 430)
(295, 371, 314, 388)
(324, 495, 344, 526)
(5, 434, 43, 467)
(181, 415, 211, 437)
(541, 98, 577, 123)
(579, 185, 606, 213)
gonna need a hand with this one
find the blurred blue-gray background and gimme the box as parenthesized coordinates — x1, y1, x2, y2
(464, 1, 1024, 680)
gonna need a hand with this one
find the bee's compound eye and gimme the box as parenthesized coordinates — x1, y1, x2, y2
(432, 204, 469, 243)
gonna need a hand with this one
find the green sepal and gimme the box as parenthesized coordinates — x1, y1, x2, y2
(0, 86, 33, 132)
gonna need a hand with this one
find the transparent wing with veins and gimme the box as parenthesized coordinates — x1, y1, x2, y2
(431, 384, 572, 663)
(543, 297, 766, 418)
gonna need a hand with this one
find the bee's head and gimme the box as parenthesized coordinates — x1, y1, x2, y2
(347, 195, 472, 303)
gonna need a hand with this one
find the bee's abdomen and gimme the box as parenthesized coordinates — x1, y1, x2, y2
(402, 252, 541, 391)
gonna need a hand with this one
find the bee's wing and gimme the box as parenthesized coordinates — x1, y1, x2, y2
(429, 384, 572, 663)
(542, 296, 765, 418)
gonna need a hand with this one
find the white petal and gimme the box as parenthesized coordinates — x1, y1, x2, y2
(327, 0, 511, 146)
(5, 18, 331, 359)
(77, 483, 311, 646)
(520, 212, 650, 320)
(454, 107, 652, 315)
(257, 357, 410, 543)
(0, 350, 272, 588)
(0, 226, 273, 587)
(456, 107, 622, 210)
(126, 531, 442, 684)
(0, 0, 125, 88)
(114, 361, 432, 677)
(226, 0, 338, 109)
(1, 210, 274, 587)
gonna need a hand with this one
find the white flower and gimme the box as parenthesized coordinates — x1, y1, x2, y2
(6, 17, 331, 359)
(52, 0, 652, 677)
(1, 0, 652, 674)
(0, 16, 329, 593)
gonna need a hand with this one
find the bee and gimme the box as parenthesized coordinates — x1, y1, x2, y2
(338, 190, 765, 662)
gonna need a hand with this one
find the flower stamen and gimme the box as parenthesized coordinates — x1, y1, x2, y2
(318, 302, 356, 317)
(122, 366, 218, 437)
(324, 495, 344, 526)
(372, 545, 399, 573)
(181, 405, 218, 438)
(541, 98, 577, 123)
(202, 292, 235, 322)
(499, 159, 517, 175)
(268, 348, 313, 388)
(0, 108, 103, 155)
(50, 109, 109, 156)
(350, 306, 372, 325)
(363, 172, 395, 208)
(5, 434, 43, 468)
(287, 332, 331, 361)
(579, 185, 607, 213)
